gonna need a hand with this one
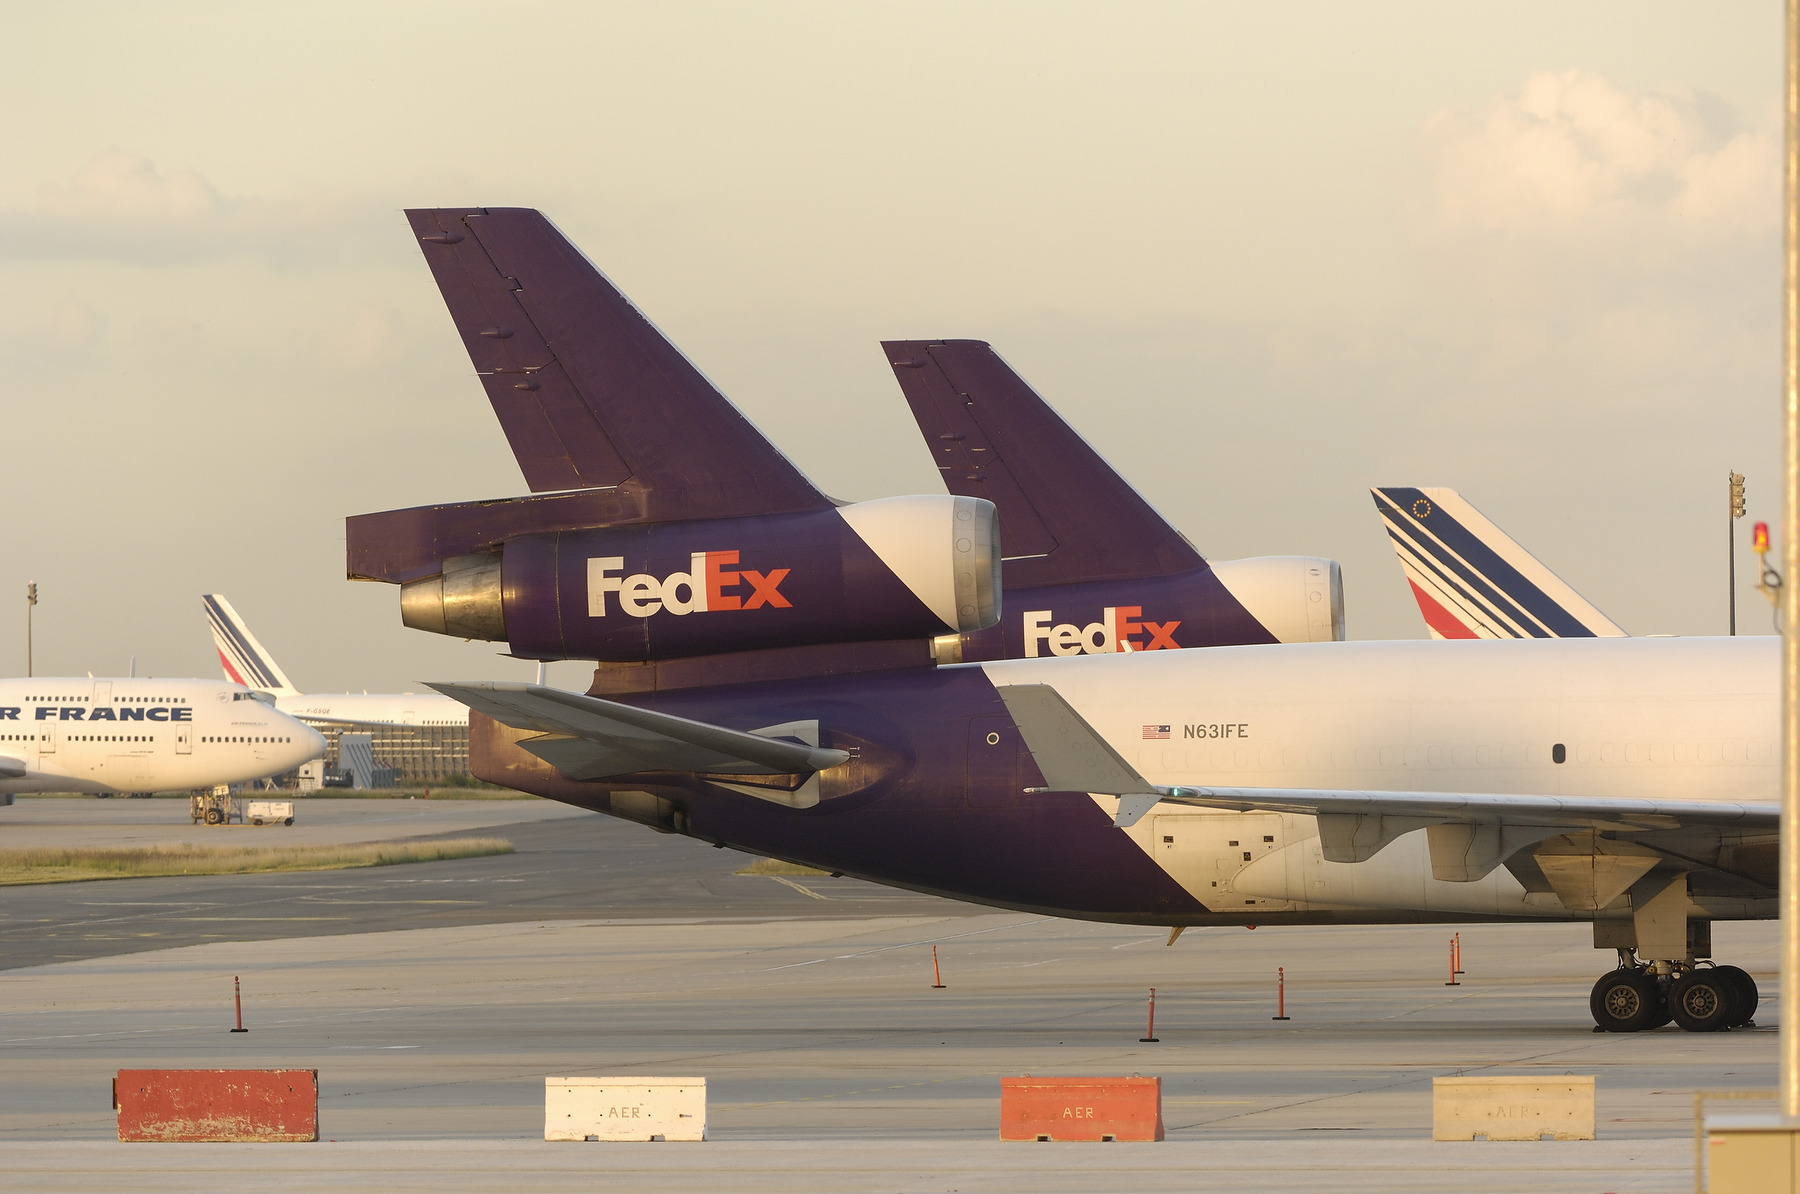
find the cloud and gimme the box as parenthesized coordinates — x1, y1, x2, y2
(1421, 70, 1777, 249)
(0, 149, 391, 267)
(36, 150, 229, 226)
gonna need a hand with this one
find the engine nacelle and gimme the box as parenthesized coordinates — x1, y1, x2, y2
(397, 495, 1000, 661)
(1209, 556, 1343, 644)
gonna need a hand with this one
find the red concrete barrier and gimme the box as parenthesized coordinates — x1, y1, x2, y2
(1000, 1076, 1164, 1142)
(114, 1069, 318, 1142)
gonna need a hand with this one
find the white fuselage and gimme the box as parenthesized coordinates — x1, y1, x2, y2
(0, 678, 326, 796)
(272, 692, 467, 728)
(980, 636, 1775, 922)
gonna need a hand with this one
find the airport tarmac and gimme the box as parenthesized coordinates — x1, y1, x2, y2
(0, 800, 972, 970)
(0, 888, 1778, 1192)
(0, 794, 588, 850)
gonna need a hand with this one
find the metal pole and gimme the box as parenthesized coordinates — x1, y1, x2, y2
(1782, 0, 1799, 1122)
(25, 582, 36, 679)
(1732, 472, 1747, 635)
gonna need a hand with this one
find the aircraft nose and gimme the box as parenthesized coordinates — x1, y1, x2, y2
(288, 719, 327, 763)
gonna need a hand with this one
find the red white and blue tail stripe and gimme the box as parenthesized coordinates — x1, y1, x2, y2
(203, 594, 300, 695)
(1371, 488, 1626, 640)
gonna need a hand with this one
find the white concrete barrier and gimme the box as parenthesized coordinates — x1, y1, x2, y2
(1432, 1076, 1594, 1141)
(544, 1077, 705, 1142)
(1705, 1115, 1799, 1194)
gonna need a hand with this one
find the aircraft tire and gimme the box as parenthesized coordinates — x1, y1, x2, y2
(1590, 968, 1662, 1032)
(1711, 966, 1759, 1027)
(1669, 970, 1739, 1033)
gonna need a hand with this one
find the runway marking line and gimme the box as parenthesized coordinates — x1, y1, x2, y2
(765, 876, 829, 901)
(759, 918, 1051, 972)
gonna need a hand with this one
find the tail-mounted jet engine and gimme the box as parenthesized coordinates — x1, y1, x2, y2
(355, 494, 1000, 662)
(1209, 556, 1344, 645)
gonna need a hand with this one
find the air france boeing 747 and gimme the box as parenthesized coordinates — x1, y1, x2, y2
(0, 677, 324, 798)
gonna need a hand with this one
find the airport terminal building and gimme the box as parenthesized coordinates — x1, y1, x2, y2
(316, 723, 470, 786)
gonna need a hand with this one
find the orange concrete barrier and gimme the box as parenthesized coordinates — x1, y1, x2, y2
(114, 1069, 318, 1142)
(1000, 1076, 1164, 1142)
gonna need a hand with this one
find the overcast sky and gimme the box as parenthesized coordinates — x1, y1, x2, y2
(0, 2, 1783, 691)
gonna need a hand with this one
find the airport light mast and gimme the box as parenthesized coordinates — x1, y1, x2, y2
(24, 581, 35, 678)
(1730, 472, 1746, 635)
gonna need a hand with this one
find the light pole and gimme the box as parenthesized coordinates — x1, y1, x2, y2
(25, 582, 35, 679)
(1731, 472, 1746, 635)
(1783, 0, 1799, 1122)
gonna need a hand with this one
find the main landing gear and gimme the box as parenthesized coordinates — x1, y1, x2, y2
(1589, 953, 1759, 1033)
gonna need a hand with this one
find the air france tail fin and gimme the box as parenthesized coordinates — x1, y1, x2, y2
(203, 595, 301, 695)
(1371, 487, 1626, 639)
(405, 208, 829, 523)
(882, 340, 1203, 588)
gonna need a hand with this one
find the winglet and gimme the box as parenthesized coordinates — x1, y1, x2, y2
(884, 340, 1203, 587)
(1372, 487, 1627, 639)
(994, 683, 1162, 827)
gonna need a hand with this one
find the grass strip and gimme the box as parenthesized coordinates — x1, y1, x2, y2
(736, 857, 830, 877)
(0, 838, 514, 885)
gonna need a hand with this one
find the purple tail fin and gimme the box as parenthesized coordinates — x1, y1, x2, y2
(407, 208, 827, 522)
(883, 340, 1203, 587)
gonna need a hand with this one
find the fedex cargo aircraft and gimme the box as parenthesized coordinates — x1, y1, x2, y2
(351, 208, 1341, 682)
(0, 677, 324, 798)
(354, 207, 1770, 1035)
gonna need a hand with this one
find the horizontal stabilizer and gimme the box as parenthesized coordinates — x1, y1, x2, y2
(1372, 487, 1626, 639)
(426, 681, 848, 783)
(993, 683, 1162, 826)
(884, 341, 1202, 587)
(407, 208, 828, 521)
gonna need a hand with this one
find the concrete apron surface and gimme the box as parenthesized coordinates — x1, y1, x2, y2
(0, 1138, 1692, 1193)
(0, 914, 1777, 1192)
(0, 796, 585, 851)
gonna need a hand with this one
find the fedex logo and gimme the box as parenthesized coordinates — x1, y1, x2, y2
(1023, 606, 1182, 657)
(588, 552, 792, 619)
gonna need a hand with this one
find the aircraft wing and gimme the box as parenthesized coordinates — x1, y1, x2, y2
(996, 683, 1775, 894)
(427, 682, 849, 782)
(0, 756, 24, 779)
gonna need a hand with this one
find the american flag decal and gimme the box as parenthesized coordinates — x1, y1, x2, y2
(1142, 724, 1170, 740)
